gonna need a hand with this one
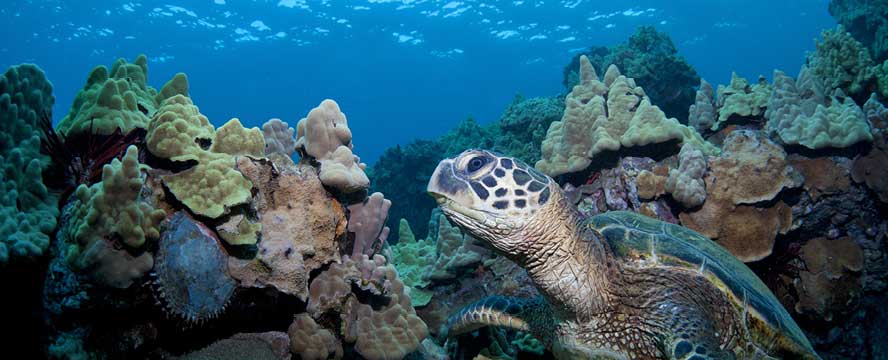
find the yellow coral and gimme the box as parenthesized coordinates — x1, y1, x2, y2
(210, 118, 266, 157)
(147, 94, 215, 162)
(162, 152, 253, 219)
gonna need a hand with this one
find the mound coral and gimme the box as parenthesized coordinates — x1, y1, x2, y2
(538, 56, 715, 177)
(155, 211, 236, 323)
(306, 254, 428, 360)
(288, 314, 342, 360)
(563, 26, 700, 121)
(262, 118, 296, 160)
(57, 55, 189, 138)
(0, 64, 59, 263)
(347, 192, 392, 257)
(713, 73, 771, 130)
(766, 67, 872, 149)
(296, 99, 369, 193)
(147, 94, 257, 221)
(688, 78, 716, 133)
(64, 145, 164, 288)
(664, 144, 707, 208)
(679, 131, 801, 262)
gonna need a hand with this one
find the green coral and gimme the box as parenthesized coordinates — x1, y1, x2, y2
(147, 94, 258, 220)
(713, 73, 771, 130)
(426, 213, 489, 282)
(805, 25, 883, 101)
(65, 145, 164, 288)
(0, 64, 59, 263)
(829, 0, 888, 63)
(564, 26, 700, 121)
(390, 219, 435, 307)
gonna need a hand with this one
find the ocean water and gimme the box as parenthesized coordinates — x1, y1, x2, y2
(4, 0, 888, 359)
(3, 0, 833, 164)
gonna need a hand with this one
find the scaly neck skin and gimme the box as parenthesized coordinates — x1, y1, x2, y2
(505, 185, 612, 320)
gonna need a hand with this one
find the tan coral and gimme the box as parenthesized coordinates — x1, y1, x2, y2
(789, 156, 851, 200)
(210, 118, 266, 157)
(795, 237, 864, 322)
(679, 131, 801, 262)
(636, 170, 666, 200)
(537, 56, 716, 177)
(713, 73, 771, 130)
(288, 314, 343, 360)
(229, 164, 346, 300)
(296, 99, 369, 193)
(851, 134, 888, 203)
(347, 192, 392, 257)
(664, 144, 708, 208)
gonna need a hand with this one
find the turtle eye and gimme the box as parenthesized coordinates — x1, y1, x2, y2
(467, 156, 487, 173)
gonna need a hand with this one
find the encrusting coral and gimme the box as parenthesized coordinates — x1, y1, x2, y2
(537, 55, 715, 177)
(766, 67, 872, 149)
(64, 145, 164, 288)
(296, 99, 370, 193)
(794, 237, 864, 322)
(679, 131, 801, 262)
(0, 63, 59, 263)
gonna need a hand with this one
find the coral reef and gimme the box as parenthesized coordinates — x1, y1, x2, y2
(688, 78, 716, 133)
(538, 56, 715, 177)
(679, 131, 801, 262)
(0, 63, 59, 263)
(296, 99, 369, 194)
(63, 145, 164, 288)
(829, 0, 888, 63)
(307, 254, 428, 360)
(766, 67, 872, 149)
(154, 212, 236, 322)
(57, 55, 188, 138)
(712, 73, 771, 130)
(390, 219, 435, 307)
(805, 25, 884, 101)
(563, 26, 700, 121)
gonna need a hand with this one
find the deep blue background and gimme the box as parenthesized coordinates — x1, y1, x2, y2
(1, 0, 834, 164)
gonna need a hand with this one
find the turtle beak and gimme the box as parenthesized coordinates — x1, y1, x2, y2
(427, 158, 465, 201)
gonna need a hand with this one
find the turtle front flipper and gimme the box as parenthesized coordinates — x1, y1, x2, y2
(444, 296, 555, 345)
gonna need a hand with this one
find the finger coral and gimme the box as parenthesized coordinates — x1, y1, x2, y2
(296, 99, 370, 193)
(0, 64, 59, 263)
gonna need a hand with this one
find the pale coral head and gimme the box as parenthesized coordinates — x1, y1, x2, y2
(427, 149, 554, 249)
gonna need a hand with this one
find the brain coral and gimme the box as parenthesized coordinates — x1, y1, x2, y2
(0, 63, 59, 263)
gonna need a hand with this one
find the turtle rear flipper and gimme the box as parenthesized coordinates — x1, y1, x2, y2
(660, 302, 738, 360)
(444, 295, 554, 345)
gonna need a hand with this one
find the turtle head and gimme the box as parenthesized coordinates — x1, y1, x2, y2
(427, 149, 555, 254)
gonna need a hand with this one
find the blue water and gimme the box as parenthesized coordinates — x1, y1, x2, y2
(1, 0, 834, 164)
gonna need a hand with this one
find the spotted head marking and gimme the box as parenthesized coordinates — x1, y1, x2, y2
(427, 149, 555, 251)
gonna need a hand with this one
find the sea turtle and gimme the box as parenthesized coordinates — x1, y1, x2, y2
(427, 149, 820, 360)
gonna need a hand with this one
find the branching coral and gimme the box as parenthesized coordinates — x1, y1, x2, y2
(64, 145, 165, 288)
(713, 73, 771, 130)
(0, 63, 59, 263)
(296, 99, 369, 193)
(805, 25, 881, 100)
(427, 213, 491, 282)
(766, 67, 872, 149)
(391, 219, 436, 307)
(538, 56, 716, 177)
(679, 131, 801, 262)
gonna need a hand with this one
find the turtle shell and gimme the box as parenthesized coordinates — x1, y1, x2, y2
(588, 211, 817, 358)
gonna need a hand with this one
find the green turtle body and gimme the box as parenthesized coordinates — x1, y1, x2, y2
(428, 149, 820, 360)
